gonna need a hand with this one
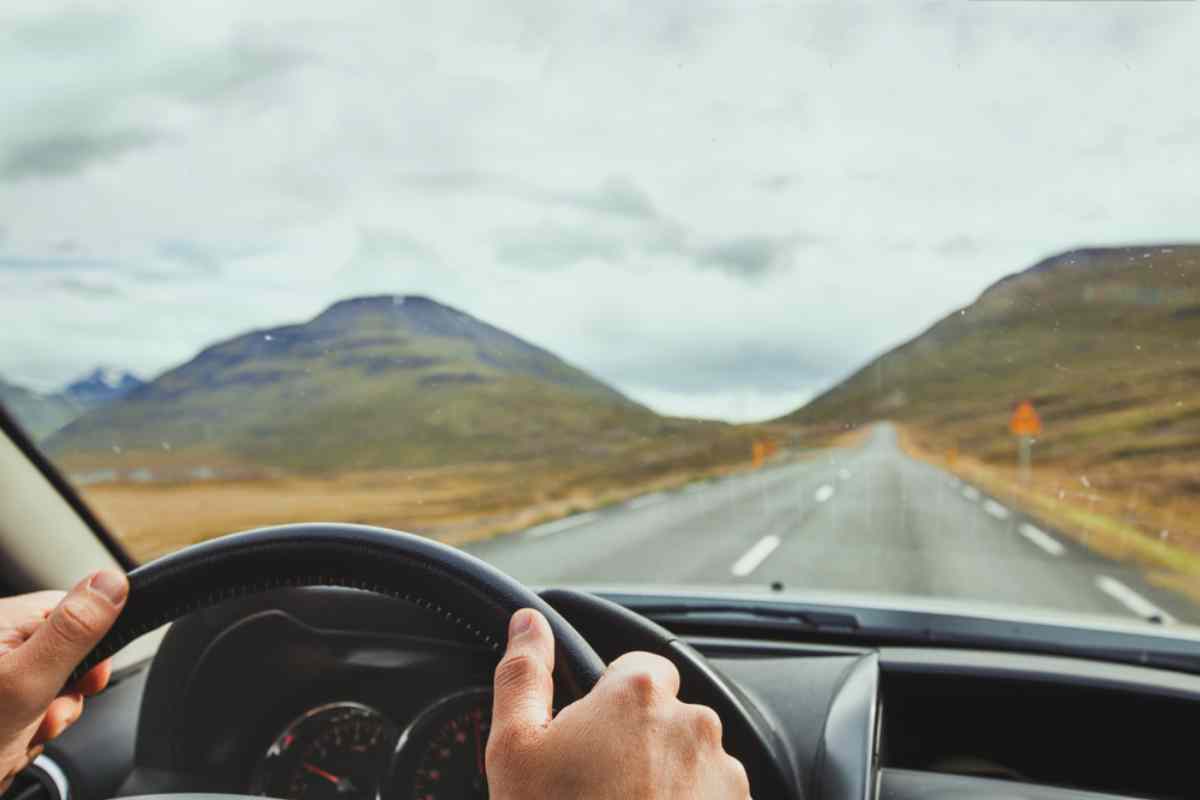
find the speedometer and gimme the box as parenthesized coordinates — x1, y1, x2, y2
(387, 688, 492, 800)
(250, 702, 399, 800)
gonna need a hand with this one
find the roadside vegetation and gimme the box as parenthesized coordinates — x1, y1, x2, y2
(81, 424, 797, 562)
(783, 244, 1200, 604)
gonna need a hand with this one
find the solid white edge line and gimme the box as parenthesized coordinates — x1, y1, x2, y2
(1018, 523, 1065, 556)
(982, 499, 1010, 520)
(961, 486, 980, 501)
(814, 484, 835, 503)
(526, 511, 600, 538)
(731, 535, 781, 577)
(1095, 575, 1176, 623)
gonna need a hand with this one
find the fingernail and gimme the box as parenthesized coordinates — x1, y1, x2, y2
(88, 570, 128, 606)
(510, 609, 535, 638)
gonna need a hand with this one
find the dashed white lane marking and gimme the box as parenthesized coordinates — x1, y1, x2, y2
(628, 493, 666, 509)
(837, 468, 852, 480)
(731, 535, 782, 577)
(527, 511, 600, 538)
(1095, 575, 1176, 623)
(962, 486, 981, 501)
(983, 500, 1010, 520)
(1019, 523, 1065, 556)
(814, 484, 835, 503)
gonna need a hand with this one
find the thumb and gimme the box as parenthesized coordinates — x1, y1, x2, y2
(11, 570, 127, 706)
(491, 609, 556, 738)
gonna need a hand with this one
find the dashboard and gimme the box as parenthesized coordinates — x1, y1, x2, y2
(39, 586, 1200, 800)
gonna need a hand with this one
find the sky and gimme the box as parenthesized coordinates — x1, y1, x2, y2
(1, 1, 1198, 422)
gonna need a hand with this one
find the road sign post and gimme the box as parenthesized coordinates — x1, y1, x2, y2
(1009, 400, 1042, 483)
(1018, 436, 1032, 483)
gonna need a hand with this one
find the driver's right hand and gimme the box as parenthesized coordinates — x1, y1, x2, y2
(487, 608, 752, 799)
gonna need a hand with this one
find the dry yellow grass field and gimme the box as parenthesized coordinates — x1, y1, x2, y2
(901, 427, 1200, 605)
(83, 425, 813, 562)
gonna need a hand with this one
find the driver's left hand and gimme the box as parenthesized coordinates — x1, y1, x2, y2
(0, 570, 128, 792)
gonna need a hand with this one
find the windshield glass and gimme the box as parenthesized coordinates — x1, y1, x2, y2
(4, 2, 1200, 632)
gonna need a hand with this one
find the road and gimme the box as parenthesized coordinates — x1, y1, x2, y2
(468, 424, 1199, 626)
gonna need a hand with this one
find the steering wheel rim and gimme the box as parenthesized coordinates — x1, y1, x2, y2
(69, 523, 606, 699)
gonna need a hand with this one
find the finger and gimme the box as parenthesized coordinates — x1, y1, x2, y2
(4, 745, 44, 792)
(1, 591, 65, 622)
(603, 651, 682, 701)
(71, 658, 113, 697)
(0, 592, 65, 646)
(8, 570, 127, 707)
(682, 702, 724, 746)
(31, 693, 83, 746)
(491, 609, 556, 736)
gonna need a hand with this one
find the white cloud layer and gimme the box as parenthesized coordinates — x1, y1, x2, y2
(2, 1, 1198, 421)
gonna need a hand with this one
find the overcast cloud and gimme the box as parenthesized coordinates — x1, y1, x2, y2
(1, 2, 1198, 421)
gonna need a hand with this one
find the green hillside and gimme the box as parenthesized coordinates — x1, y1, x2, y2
(49, 295, 701, 473)
(786, 244, 1200, 468)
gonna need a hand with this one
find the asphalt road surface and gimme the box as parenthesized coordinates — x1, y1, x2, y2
(469, 424, 1200, 626)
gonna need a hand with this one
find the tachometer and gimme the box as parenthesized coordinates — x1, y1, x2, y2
(251, 702, 399, 800)
(387, 688, 492, 800)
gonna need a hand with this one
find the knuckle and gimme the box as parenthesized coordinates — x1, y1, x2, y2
(494, 653, 542, 692)
(52, 597, 102, 644)
(622, 668, 660, 706)
(691, 705, 723, 744)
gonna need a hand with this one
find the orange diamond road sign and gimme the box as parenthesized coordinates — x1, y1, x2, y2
(1009, 400, 1042, 437)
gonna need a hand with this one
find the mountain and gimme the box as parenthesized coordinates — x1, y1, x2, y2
(49, 295, 685, 473)
(0, 367, 145, 440)
(784, 244, 1200, 466)
(0, 377, 77, 439)
(61, 367, 144, 411)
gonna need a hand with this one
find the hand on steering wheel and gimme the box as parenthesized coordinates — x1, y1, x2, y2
(488, 608, 751, 799)
(0, 571, 128, 792)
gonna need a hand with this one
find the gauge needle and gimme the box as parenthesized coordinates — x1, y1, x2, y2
(302, 762, 357, 793)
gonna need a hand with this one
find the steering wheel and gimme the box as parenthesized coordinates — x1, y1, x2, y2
(70, 522, 794, 798)
(69, 523, 605, 698)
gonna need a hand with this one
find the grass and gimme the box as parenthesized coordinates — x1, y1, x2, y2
(784, 246, 1200, 605)
(900, 427, 1200, 606)
(82, 423, 801, 562)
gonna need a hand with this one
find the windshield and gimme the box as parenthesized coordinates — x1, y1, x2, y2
(4, 2, 1199, 633)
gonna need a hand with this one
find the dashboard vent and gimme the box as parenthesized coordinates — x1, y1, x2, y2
(3, 756, 69, 800)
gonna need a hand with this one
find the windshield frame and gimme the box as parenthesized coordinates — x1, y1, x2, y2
(1, 405, 136, 571)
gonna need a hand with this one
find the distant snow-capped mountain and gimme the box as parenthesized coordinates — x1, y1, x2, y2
(61, 367, 144, 410)
(0, 366, 144, 440)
